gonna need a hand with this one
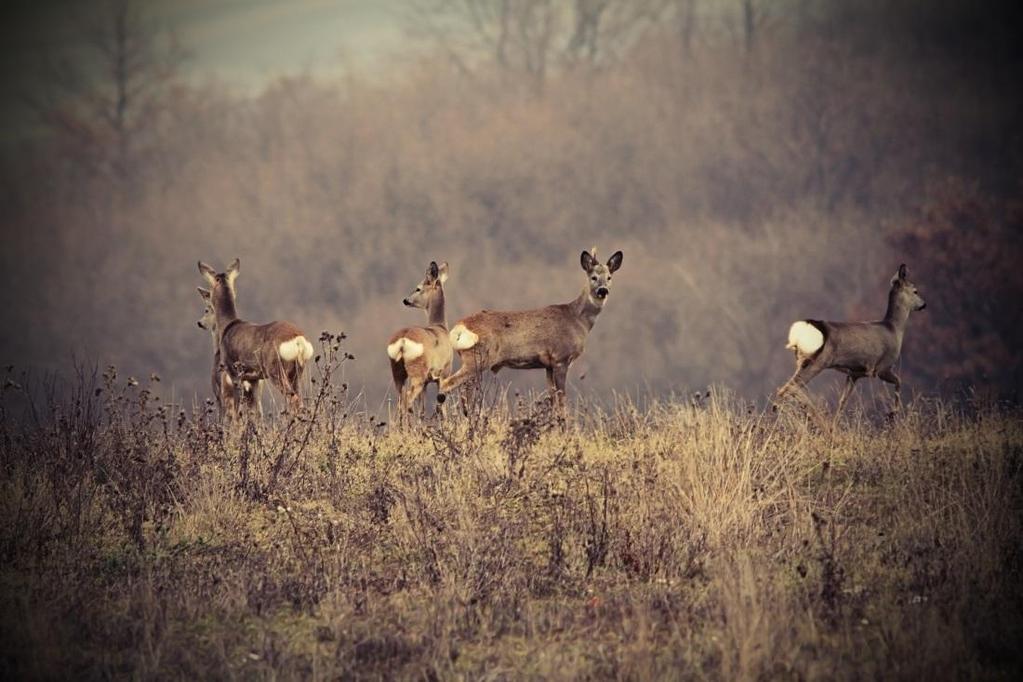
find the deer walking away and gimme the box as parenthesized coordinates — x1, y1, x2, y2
(197, 287, 261, 418)
(776, 263, 927, 417)
(198, 259, 314, 415)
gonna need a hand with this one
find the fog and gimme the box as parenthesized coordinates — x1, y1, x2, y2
(1, 0, 1021, 411)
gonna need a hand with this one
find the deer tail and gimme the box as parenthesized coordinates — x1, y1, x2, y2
(786, 320, 826, 356)
(279, 336, 314, 367)
(387, 337, 424, 362)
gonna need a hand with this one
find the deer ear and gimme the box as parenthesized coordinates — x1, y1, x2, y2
(892, 263, 907, 286)
(898, 264, 908, 280)
(227, 258, 240, 284)
(607, 250, 623, 274)
(198, 261, 216, 286)
(197, 287, 211, 301)
(428, 261, 439, 281)
(437, 261, 449, 284)
(581, 250, 597, 273)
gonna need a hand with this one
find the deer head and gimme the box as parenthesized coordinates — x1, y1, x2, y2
(402, 260, 449, 310)
(581, 247, 624, 303)
(890, 263, 926, 312)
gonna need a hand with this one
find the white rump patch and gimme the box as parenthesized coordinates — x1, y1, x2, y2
(387, 337, 424, 362)
(450, 324, 479, 350)
(786, 321, 824, 355)
(279, 336, 314, 363)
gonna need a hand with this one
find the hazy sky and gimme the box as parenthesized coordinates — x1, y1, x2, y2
(7, 0, 405, 82)
(145, 0, 405, 82)
(0, 0, 405, 138)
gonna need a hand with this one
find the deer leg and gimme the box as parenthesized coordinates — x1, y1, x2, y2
(395, 385, 408, 429)
(253, 380, 264, 420)
(227, 373, 246, 423)
(239, 380, 255, 419)
(390, 360, 408, 427)
(877, 368, 901, 416)
(775, 356, 826, 419)
(439, 359, 476, 394)
(217, 372, 229, 420)
(552, 364, 569, 419)
(418, 383, 429, 419)
(405, 379, 426, 423)
(432, 381, 446, 420)
(441, 356, 481, 416)
(777, 356, 824, 399)
(288, 363, 305, 411)
(434, 361, 452, 419)
(835, 374, 861, 417)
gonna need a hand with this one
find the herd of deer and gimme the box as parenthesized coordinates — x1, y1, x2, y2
(196, 250, 926, 425)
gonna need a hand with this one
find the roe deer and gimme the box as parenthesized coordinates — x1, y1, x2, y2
(776, 263, 926, 417)
(197, 287, 261, 419)
(198, 259, 314, 413)
(439, 247, 623, 412)
(386, 261, 452, 424)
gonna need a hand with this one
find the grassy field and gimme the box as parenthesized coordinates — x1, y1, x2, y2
(1, 356, 1021, 680)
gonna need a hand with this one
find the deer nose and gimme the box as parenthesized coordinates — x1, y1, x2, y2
(402, 298, 411, 306)
(919, 302, 927, 310)
(197, 321, 204, 329)
(596, 287, 609, 299)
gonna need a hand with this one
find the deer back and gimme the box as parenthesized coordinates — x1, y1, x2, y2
(454, 304, 590, 369)
(818, 321, 900, 373)
(221, 320, 306, 380)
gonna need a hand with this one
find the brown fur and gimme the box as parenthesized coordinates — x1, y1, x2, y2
(199, 259, 311, 414)
(197, 287, 261, 420)
(440, 248, 622, 412)
(777, 263, 926, 417)
(387, 261, 452, 424)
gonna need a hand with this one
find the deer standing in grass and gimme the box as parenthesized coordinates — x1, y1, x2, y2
(776, 264, 926, 417)
(196, 287, 261, 419)
(386, 261, 452, 424)
(439, 247, 623, 413)
(198, 259, 314, 413)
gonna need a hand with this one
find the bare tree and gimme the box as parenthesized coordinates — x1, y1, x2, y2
(27, 0, 185, 181)
(674, 0, 698, 55)
(403, 0, 669, 91)
(739, 0, 769, 54)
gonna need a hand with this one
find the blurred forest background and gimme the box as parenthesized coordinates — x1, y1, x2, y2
(1, 0, 1021, 409)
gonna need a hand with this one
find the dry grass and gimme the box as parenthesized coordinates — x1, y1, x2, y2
(1, 357, 1021, 680)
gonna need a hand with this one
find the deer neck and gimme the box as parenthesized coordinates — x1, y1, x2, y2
(883, 289, 913, 342)
(571, 287, 604, 331)
(212, 288, 239, 341)
(427, 288, 446, 328)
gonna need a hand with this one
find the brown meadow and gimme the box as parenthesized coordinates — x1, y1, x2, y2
(1, 349, 1020, 679)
